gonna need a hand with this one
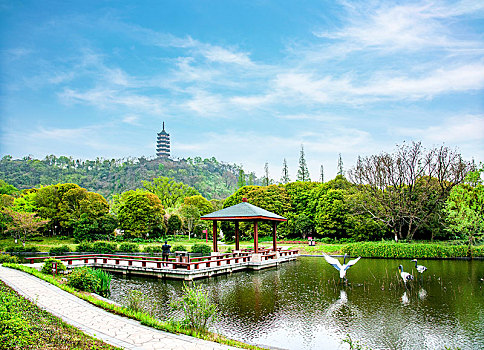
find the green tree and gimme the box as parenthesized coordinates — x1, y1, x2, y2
(337, 153, 344, 176)
(73, 213, 117, 242)
(117, 190, 165, 238)
(248, 173, 255, 186)
(263, 162, 270, 186)
(281, 158, 290, 184)
(183, 195, 214, 216)
(444, 167, 484, 246)
(179, 205, 200, 238)
(295, 213, 312, 239)
(0, 180, 19, 195)
(167, 214, 182, 235)
(297, 145, 310, 182)
(142, 176, 199, 209)
(320, 164, 324, 183)
(237, 169, 246, 188)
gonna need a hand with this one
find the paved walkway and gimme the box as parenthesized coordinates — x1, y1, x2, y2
(0, 266, 239, 350)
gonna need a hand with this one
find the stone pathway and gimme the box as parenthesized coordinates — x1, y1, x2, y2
(0, 266, 239, 350)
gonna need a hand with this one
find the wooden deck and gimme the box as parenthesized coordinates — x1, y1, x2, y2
(26, 249, 299, 280)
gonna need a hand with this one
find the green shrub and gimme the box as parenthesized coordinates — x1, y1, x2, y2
(190, 243, 212, 256)
(75, 241, 93, 252)
(41, 258, 67, 275)
(170, 283, 218, 332)
(49, 245, 71, 256)
(91, 241, 117, 254)
(67, 267, 99, 293)
(118, 242, 139, 253)
(341, 242, 483, 258)
(0, 254, 19, 264)
(4, 245, 39, 253)
(171, 244, 187, 252)
(144, 245, 163, 254)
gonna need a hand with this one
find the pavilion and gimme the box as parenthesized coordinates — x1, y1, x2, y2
(200, 198, 287, 254)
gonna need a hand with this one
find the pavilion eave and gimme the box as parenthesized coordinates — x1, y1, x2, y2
(200, 216, 287, 222)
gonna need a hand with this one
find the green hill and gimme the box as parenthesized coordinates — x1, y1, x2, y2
(0, 155, 253, 200)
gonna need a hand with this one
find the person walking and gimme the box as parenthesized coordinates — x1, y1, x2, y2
(162, 241, 171, 267)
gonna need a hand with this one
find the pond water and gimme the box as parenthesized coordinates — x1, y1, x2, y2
(109, 257, 484, 350)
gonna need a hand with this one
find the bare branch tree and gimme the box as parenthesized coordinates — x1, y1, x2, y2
(348, 142, 473, 241)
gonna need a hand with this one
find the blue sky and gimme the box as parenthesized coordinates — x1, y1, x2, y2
(1, 0, 483, 180)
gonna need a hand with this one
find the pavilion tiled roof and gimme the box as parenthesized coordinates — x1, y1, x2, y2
(200, 200, 287, 222)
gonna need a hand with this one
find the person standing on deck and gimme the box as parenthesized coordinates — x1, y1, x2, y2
(162, 241, 171, 266)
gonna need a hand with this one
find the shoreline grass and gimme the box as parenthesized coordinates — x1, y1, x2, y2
(0, 279, 122, 350)
(2, 263, 267, 350)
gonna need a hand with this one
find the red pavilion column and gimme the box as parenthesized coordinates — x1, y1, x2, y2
(253, 221, 258, 253)
(212, 220, 218, 253)
(235, 221, 240, 251)
(272, 222, 277, 252)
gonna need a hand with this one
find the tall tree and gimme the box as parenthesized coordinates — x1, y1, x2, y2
(237, 168, 246, 188)
(348, 142, 472, 241)
(179, 205, 201, 239)
(444, 165, 484, 246)
(281, 158, 290, 184)
(297, 145, 310, 182)
(263, 162, 270, 186)
(337, 154, 344, 176)
(320, 164, 324, 183)
(248, 173, 255, 186)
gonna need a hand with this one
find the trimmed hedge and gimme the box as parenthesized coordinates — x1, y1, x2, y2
(144, 245, 163, 254)
(91, 241, 117, 254)
(118, 242, 139, 253)
(5, 245, 39, 253)
(171, 244, 187, 252)
(191, 243, 212, 256)
(75, 241, 93, 252)
(49, 245, 71, 256)
(342, 242, 484, 259)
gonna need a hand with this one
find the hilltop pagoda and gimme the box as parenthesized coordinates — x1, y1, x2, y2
(156, 122, 170, 158)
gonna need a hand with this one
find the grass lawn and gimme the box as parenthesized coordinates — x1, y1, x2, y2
(0, 235, 345, 255)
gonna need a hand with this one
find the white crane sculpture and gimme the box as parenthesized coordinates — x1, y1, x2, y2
(398, 265, 414, 287)
(323, 253, 361, 281)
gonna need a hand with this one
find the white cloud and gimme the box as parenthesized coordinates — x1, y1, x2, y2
(201, 46, 253, 66)
(314, 1, 484, 52)
(394, 114, 484, 143)
(59, 88, 164, 114)
(122, 115, 140, 125)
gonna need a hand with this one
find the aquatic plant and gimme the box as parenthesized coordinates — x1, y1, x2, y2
(91, 268, 112, 297)
(170, 283, 218, 333)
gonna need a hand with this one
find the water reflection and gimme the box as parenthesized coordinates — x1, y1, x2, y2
(109, 257, 484, 350)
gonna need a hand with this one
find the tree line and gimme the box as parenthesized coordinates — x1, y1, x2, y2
(1, 142, 482, 245)
(224, 143, 482, 244)
(0, 155, 252, 200)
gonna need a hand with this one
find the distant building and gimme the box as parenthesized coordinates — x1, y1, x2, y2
(156, 122, 170, 158)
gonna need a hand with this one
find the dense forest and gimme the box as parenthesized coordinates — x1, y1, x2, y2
(0, 155, 256, 200)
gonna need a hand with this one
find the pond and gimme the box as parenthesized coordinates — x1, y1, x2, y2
(109, 257, 484, 350)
